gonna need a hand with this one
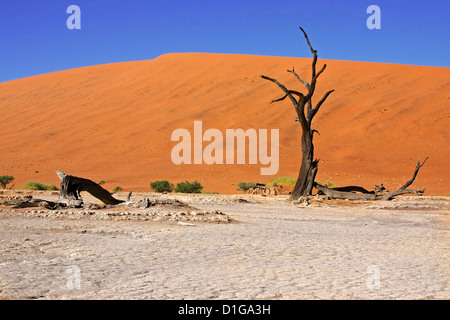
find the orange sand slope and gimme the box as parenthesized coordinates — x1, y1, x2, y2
(1, 53, 449, 194)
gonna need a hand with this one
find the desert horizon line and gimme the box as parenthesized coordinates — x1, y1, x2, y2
(1, 51, 448, 84)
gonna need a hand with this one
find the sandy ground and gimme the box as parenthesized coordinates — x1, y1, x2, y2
(1, 53, 449, 194)
(0, 191, 449, 300)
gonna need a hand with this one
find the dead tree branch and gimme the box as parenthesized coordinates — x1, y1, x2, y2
(314, 158, 429, 200)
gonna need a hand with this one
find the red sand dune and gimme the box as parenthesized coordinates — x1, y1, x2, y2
(1, 53, 449, 195)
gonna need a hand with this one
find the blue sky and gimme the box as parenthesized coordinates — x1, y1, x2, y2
(0, 0, 449, 83)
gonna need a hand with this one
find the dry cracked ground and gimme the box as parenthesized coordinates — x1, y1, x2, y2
(0, 191, 449, 300)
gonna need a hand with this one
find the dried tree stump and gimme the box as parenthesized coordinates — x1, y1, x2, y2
(56, 170, 124, 206)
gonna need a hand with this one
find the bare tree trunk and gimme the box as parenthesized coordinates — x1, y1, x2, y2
(56, 170, 124, 206)
(290, 130, 319, 200)
(261, 27, 334, 201)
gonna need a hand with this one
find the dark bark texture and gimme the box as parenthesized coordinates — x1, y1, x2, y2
(56, 170, 124, 206)
(261, 27, 334, 200)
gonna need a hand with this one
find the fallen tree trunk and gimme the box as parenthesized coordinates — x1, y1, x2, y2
(314, 184, 377, 200)
(56, 170, 124, 206)
(314, 158, 429, 201)
(0, 196, 59, 209)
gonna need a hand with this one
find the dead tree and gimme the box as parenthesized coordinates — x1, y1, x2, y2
(56, 170, 124, 206)
(261, 27, 334, 201)
(314, 158, 429, 200)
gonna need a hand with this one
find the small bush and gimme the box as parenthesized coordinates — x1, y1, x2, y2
(325, 181, 338, 188)
(23, 181, 58, 191)
(98, 180, 105, 185)
(23, 181, 45, 190)
(316, 180, 338, 188)
(201, 190, 219, 194)
(0, 175, 15, 189)
(237, 182, 256, 192)
(175, 181, 203, 194)
(112, 186, 123, 192)
(267, 177, 296, 187)
(150, 180, 174, 193)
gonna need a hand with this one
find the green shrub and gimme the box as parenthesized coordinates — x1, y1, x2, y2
(0, 175, 14, 189)
(267, 177, 296, 186)
(175, 181, 203, 194)
(98, 180, 105, 185)
(22, 181, 58, 191)
(201, 190, 219, 194)
(316, 180, 338, 188)
(150, 180, 174, 193)
(325, 181, 338, 188)
(112, 186, 123, 192)
(23, 181, 46, 190)
(237, 182, 256, 192)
